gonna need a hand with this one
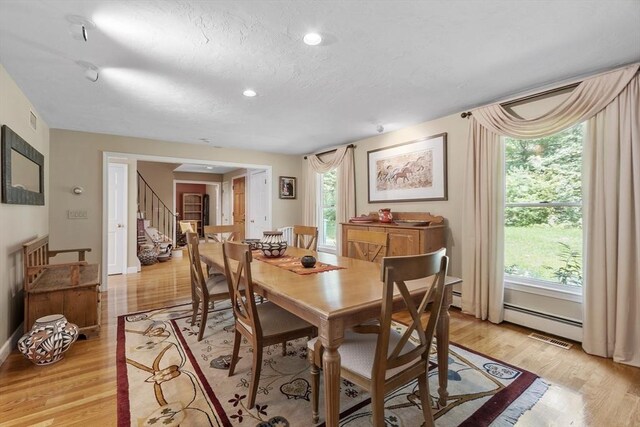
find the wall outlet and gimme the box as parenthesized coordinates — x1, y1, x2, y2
(68, 209, 88, 219)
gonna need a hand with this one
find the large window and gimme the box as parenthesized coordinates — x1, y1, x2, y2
(318, 170, 337, 250)
(504, 123, 583, 290)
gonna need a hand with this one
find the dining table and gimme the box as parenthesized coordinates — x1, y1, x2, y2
(199, 242, 461, 426)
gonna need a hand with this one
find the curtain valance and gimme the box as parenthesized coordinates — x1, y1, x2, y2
(472, 64, 639, 138)
(307, 146, 349, 173)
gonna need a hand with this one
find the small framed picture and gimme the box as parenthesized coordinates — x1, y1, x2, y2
(279, 176, 296, 199)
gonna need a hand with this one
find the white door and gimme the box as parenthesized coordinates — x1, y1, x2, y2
(221, 181, 231, 225)
(248, 170, 269, 238)
(108, 163, 127, 275)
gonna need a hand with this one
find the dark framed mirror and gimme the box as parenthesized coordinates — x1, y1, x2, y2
(1, 125, 44, 205)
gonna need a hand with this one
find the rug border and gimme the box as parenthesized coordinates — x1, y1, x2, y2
(170, 318, 233, 427)
(116, 315, 131, 427)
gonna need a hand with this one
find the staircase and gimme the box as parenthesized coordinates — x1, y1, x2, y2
(137, 172, 178, 252)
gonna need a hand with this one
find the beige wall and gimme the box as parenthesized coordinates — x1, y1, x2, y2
(347, 112, 466, 277)
(137, 161, 179, 214)
(137, 160, 224, 215)
(0, 64, 50, 346)
(48, 130, 303, 273)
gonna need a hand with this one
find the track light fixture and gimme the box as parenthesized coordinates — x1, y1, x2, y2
(66, 15, 94, 42)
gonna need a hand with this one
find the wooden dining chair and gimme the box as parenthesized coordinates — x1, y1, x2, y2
(293, 225, 318, 251)
(346, 229, 389, 263)
(203, 224, 245, 275)
(223, 241, 315, 408)
(186, 232, 230, 341)
(203, 224, 245, 243)
(179, 220, 197, 234)
(308, 248, 449, 426)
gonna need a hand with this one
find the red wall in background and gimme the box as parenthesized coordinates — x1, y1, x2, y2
(176, 183, 206, 218)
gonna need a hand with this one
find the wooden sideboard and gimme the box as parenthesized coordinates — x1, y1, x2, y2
(341, 212, 446, 260)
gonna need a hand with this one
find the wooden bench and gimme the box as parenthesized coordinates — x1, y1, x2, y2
(23, 236, 101, 337)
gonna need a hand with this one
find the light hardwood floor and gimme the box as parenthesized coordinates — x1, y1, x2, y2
(0, 255, 638, 426)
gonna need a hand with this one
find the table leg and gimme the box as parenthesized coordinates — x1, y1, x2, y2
(437, 287, 453, 407)
(320, 320, 343, 427)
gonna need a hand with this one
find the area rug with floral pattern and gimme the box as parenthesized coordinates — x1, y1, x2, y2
(117, 303, 548, 426)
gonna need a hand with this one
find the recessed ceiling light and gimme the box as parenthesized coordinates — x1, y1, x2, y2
(303, 32, 322, 46)
(243, 89, 257, 97)
(84, 68, 99, 82)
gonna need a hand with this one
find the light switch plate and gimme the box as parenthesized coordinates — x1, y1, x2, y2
(68, 209, 88, 219)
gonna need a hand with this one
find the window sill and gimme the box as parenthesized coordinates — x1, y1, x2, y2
(317, 245, 336, 255)
(504, 277, 582, 303)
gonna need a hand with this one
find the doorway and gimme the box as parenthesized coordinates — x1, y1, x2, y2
(102, 151, 273, 289)
(173, 180, 221, 238)
(232, 176, 246, 227)
(107, 162, 128, 275)
(248, 170, 270, 238)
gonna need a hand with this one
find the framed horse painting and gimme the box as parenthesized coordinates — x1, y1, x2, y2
(367, 133, 447, 203)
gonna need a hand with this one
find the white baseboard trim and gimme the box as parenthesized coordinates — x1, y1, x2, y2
(504, 307, 582, 342)
(127, 266, 140, 274)
(0, 323, 24, 365)
(451, 293, 581, 342)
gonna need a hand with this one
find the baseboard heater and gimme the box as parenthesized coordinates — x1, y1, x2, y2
(503, 303, 582, 328)
(451, 290, 582, 342)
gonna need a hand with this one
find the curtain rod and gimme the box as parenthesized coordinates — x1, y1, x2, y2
(460, 81, 581, 118)
(304, 144, 355, 159)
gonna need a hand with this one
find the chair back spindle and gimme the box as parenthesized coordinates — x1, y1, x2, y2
(204, 224, 245, 243)
(293, 225, 319, 251)
(222, 242, 262, 337)
(186, 232, 209, 303)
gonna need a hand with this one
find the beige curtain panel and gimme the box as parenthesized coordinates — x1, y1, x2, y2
(461, 122, 505, 323)
(583, 71, 640, 367)
(303, 146, 356, 253)
(462, 63, 639, 366)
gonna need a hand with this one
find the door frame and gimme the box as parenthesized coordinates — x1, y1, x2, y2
(101, 151, 272, 291)
(107, 162, 128, 276)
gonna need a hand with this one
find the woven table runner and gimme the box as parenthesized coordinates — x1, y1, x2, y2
(253, 253, 345, 275)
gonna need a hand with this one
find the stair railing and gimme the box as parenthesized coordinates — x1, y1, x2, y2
(137, 171, 178, 245)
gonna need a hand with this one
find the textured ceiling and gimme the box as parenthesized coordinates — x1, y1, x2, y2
(0, 1, 638, 154)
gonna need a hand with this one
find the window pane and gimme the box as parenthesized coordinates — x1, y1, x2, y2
(505, 206, 582, 286)
(504, 123, 583, 288)
(323, 207, 336, 246)
(323, 170, 336, 207)
(505, 124, 583, 204)
(319, 170, 337, 248)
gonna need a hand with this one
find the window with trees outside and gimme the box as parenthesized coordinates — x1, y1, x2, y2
(317, 170, 337, 250)
(504, 123, 583, 292)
